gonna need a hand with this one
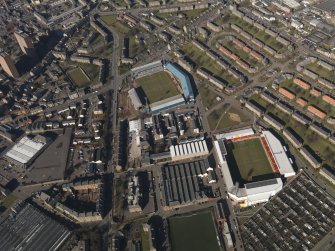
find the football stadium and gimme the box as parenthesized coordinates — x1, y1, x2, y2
(128, 60, 194, 114)
(214, 128, 295, 207)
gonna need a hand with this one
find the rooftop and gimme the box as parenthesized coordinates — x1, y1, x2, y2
(5, 135, 47, 165)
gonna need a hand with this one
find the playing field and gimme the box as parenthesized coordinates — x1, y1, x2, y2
(67, 67, 90, 86)
(169, 211, 220, 251)
(227, 138, 273, 182)
(136, 71, 179, 103)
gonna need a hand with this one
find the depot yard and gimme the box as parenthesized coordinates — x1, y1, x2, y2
(226, 137, 273, 182)
(169, 211, 220, 251)
(182, 43, 239, 85)
(135, 71, 179, 104)
(67, 67, 91, 87)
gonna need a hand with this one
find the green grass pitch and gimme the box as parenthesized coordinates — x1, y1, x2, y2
(229, 138, 273, 182)
(169, 211, 220, 251)
(136, 71, 179, 104)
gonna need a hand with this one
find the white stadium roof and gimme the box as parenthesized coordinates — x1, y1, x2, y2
(5, 136, 47, 164)
(216, 128, 254, 140)
(262, 131, 296, 177)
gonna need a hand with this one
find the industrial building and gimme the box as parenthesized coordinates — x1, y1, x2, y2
(0, 202, 71, 251)
(4, 135, 49, 168)
(170, 140, 209, 162)
(160, 159, 213, 209)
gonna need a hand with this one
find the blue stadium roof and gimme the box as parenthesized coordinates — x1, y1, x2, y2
(165, 63, 194, 101)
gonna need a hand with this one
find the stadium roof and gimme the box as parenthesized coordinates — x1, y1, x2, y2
(165, 63, 194, 100)
(5, 135, 47, 164)
(245, 178, 283, 196)
(216, 128, 254, 140)
(131, 60, 162, 73)
(150, 94, 185, 114)
(262, 131, 296, 177)
(214, 140, 234, 190)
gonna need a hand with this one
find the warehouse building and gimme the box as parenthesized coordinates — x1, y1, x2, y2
(160, 159, 213, 209)
(170, 140, 209, 162)
(0, 202, 71, 251)
(3, 135, 49, 168)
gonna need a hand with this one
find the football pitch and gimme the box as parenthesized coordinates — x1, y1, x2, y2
(227, 138, 273, 182)
(169, 211, 220, 251)
(136, 71, 179, 103)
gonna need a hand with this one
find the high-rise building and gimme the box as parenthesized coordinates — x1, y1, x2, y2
(14, 30, 36, 57)
(0, 52, 20, 78)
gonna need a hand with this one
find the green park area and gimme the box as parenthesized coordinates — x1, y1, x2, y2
(305, 63, 335, 82)
(100, 15, 130, 34)
(207, 105, 249, 131)
(136, 71, 179, 104)
(224, 14, 286, 53)
(249, 94, 335, 167)
(198, 84, 220, 110)
(182, 43, 239, 85)
(169, 211, 220, 251)
(0, 194, 17, 211)
(226, 138, 273, 182)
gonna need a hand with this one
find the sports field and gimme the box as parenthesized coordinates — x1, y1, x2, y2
(169, 211, 220, 251)
(228, 138, 273, 182)
(136, 71, 179, 103)
(67, 67, 90, 86)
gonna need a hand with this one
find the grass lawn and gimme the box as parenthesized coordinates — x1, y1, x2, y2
(207, 106, 226, 131)
(100, 15, 130, 34)
(198, 84, 220, 110)
(0, 194, 17, 209)
(227, 138, 273, 181)
(217, 107, 249, 130)
(67, 67, 91, 87)
(226, 14, 286, 53)
(182, 43, 238, 85)
(169, 211, 220, 251)
(305, 63, 335, 82)
(136, 71, 179, 103)
(141, 229, 150, 251)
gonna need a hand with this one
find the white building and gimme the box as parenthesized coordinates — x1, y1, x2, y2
(129, 119, 142, 134)
(170, 140, 209, 161)
(216, 128, 254, 140)
(4, 135, 48, 168)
